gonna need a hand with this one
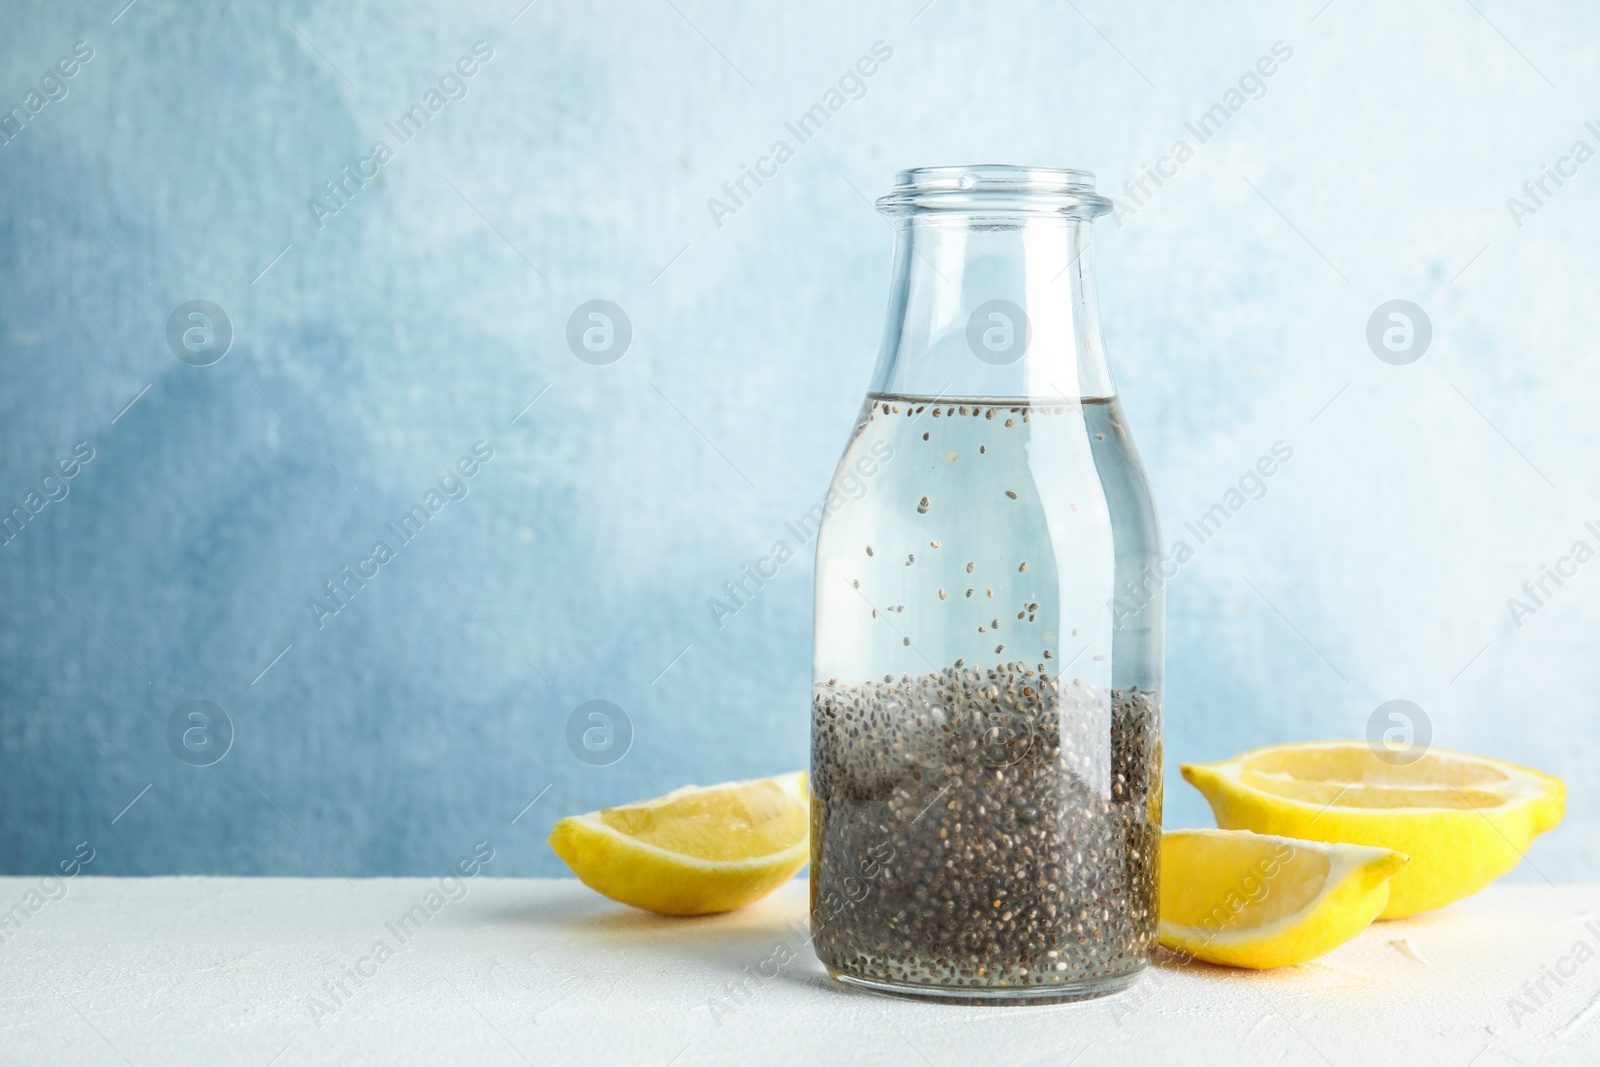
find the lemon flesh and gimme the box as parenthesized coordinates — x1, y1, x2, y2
(1182, 742, 1565, 918)
(1160, 828, 1405, 969)
(548, 771, 809, 916)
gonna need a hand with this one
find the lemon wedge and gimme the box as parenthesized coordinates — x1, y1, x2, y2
(1160, 828, 1406, 969)
(548, 771, 809, 916)
(1182, 742, 1565, 918)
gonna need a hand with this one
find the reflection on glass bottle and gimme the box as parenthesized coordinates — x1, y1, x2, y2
(810, 166, 1163, 1003)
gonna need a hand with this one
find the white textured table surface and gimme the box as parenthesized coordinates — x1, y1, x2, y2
(2, 877, 1598, 1066)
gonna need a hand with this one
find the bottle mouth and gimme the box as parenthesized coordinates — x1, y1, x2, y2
(876, 164, 1112, 218)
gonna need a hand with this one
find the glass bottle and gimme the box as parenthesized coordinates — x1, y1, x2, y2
(809, 165, 1162, 1003)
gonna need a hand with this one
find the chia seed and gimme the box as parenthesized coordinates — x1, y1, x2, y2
(811, 663, 1161, 996)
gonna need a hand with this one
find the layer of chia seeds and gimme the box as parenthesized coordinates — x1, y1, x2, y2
(810, 662, 1160, 993)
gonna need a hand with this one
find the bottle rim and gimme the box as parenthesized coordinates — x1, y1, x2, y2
(876, 164, 1113, 218)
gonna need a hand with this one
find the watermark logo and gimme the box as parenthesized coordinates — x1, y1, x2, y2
(0, 440, 95, 550)
(306, 441, 495, 631)
(306, 840, 495, 1026)
(1111, 440, 1294, 627)
(566, 300, 631, 365)
(1505, 121, 1600, 230)
(1366, 699, 1430, 766)
(0, 40, 94, 148)
(1110, 39, 1295, 227)
(0, 841, 94, 946)
(1505, 520, 1600, 629)
(166, 700, 234, 767)
(1366, 300, 1430, 365)
(708, 437, 894, 630)
(166, 300, 233, 366)
(1504, 917, 1600, 1029)
(307, 42, 495, 231)
(965, 300, 1030, 366)
(705, 835, 895, 1026)
(1111, 840, 1294, 1026)
(704, 41, 894, 229)
(978, 707, 1034, 768)
(566, 699, 632, 766)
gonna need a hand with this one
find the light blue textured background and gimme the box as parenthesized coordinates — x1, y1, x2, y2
(2, 0, 1595, 879)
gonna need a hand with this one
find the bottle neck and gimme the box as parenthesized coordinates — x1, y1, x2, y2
(870, 214, 1115, 402)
